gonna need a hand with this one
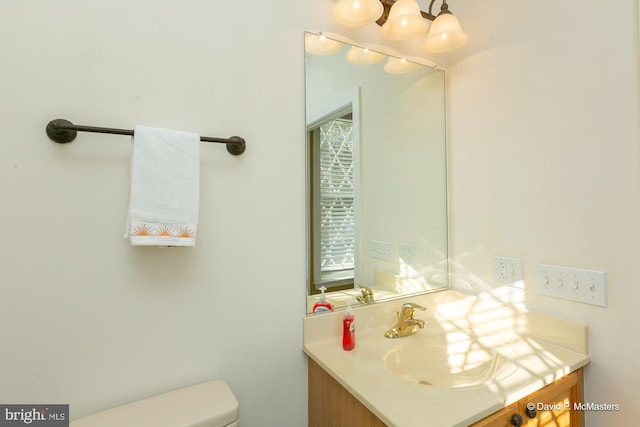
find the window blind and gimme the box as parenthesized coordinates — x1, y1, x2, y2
(319, 118, 355, 274)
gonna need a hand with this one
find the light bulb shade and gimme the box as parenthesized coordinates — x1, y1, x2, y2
(333, 0, 384, 28)
(383, 57, 420, 74)
(423, 13, 468, 53)
(346, 46, 385, 65)
(304, 33, 343, 56)
(381, 0, 428, 41)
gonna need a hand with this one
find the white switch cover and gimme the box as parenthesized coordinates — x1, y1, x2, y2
(536, 264, 607, 307)
(371, 240, 393, 261)
(399, 243, 416, 264)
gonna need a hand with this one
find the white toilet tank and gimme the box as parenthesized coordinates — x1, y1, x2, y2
(70, 380, 239, 427)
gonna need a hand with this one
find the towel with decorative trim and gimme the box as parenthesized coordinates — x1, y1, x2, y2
(124, 125, 200, 247)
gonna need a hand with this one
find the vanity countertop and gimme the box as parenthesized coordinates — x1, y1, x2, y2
(302, 290, 590, 427)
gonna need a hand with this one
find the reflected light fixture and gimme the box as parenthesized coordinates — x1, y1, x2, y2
(346, 46, 386, 65)
(305, 32, 418, 75)
(331, 0, 468, 54)
(304, 33, 344, 55)
(383, 57, 421, 74)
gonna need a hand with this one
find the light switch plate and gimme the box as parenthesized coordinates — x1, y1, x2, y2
(371, 240, 393, 261)
(536, 264, 607, 307)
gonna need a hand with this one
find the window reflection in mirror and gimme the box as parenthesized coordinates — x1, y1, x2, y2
(305, 33, 448, 314)
(309, 114, 356, 290)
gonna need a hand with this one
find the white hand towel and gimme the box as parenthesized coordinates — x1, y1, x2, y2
(124, 125, 200, 247)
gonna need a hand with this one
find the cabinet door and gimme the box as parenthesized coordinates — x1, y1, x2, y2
(520, 369, 584, 427)
(470, 369, 584, 427)
(469, 403, 518, 427)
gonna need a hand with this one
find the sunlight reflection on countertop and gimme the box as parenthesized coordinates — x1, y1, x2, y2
(303, 289, 589, 427)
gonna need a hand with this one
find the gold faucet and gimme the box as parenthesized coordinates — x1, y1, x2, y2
(384, 302, 426, 338)
(356, 287, 375, 304)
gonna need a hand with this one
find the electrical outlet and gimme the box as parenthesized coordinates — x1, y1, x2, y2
(371, 240, 393, 261)
(399, 243, 416, 264)
(536, 264, 607, 307)
(494, 256, 524, 287)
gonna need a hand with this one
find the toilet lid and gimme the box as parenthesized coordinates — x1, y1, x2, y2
(70, 380, 239, 427)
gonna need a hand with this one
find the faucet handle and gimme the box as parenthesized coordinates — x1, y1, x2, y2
(401, 302, 426, 311)
(399, 302, 426, 322)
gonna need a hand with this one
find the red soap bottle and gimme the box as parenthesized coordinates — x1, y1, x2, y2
(342, 303, 355, 351)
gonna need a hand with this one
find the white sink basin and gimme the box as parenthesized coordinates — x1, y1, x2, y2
(383, 333, 518, 388)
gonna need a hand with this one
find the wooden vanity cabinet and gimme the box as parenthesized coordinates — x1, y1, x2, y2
(308, 358, 584, 427)
(470, 368, 584, 427)
(308, 359, 386, 427)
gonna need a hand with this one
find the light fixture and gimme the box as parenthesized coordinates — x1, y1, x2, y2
(332, 0, 384, 27)
(423, 1, 468, 53)
(381, 0, 429, 41)
(332, 0, 467, 54)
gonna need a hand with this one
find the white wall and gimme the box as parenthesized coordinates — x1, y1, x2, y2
(0, 1, 328, 425)
(447, 0, 640, 425)
(4, 0, 638, 425)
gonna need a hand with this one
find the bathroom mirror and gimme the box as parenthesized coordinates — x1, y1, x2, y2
(305, 33, 448, 314)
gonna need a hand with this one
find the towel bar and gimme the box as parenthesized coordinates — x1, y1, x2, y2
(46, 119, 246, 155)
